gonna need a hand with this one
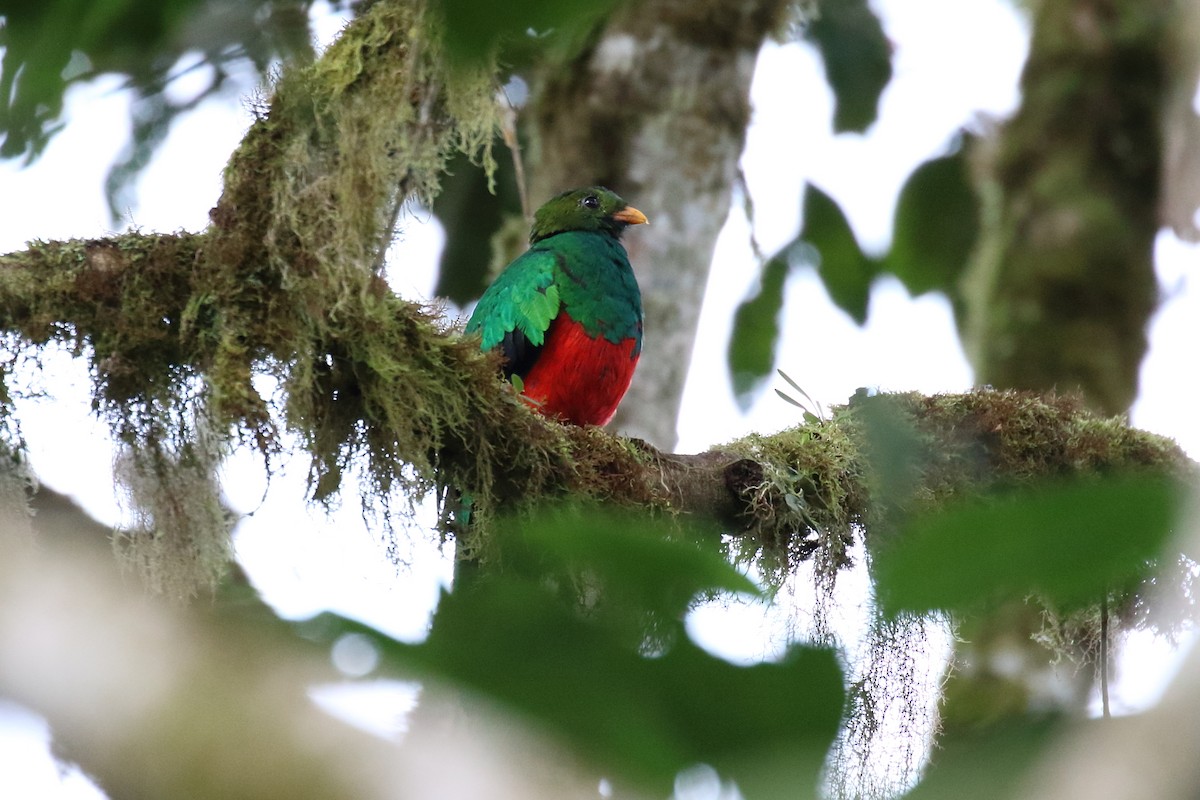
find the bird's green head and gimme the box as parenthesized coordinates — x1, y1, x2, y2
(529, 186, 649, 243)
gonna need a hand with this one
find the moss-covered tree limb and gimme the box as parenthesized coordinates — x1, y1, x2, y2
(1, 0, 1193, 601)
(963, 0, 1170, 415)
(0, 227, 1187, 507)
(1, 224, 1184, 563)
(196, 0, 499, 446)
(0, 234, 201, 404)
(4, 0, 497, 436)
(0, 0, 506, 594)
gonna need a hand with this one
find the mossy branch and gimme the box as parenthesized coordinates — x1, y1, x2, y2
(0, 224, 1185, 562)
(0, 0, 1193, 602)
(0, 0, 506, 595)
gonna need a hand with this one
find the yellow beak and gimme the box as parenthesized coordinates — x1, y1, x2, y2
(612, 206, 649, 226)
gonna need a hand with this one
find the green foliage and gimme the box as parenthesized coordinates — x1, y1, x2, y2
(0, 0, 323, 210)
(806, 0, 893, 133)
(435, 0, 618, 65)
(733, 182, 874, 376)
(730, 152, 981, 402)
(315, 507, 846, 798)
(904, 719, 1060, 800)
(728, 255, 788, 408)
(497, 506, 757, 602)
(883, 147, 980, 304)
(874, 475, 1187, 616)
(799, 184, 877, 323)
(788, 150, 980, 322)
(854, 390, 925, 514)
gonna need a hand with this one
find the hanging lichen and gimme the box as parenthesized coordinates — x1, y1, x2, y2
(112, 403, 232, 602)
(0, 0, 513, 595)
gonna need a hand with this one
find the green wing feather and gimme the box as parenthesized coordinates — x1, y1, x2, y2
(466, 248, 562, 349)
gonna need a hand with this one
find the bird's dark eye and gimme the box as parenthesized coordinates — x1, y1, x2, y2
(581, 195, 601, 210)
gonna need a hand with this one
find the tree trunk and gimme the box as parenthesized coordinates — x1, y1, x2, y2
(528, 0, 792, 448)
(962, 0, 1169, 415)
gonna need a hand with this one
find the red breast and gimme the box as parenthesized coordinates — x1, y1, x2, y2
(520, 315, 639, 426)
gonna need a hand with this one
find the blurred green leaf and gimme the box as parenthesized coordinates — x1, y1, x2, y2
(874, 475, 1185, 616)
(855, 393, 925, 512)
(494, 506, 757, 643)
(787, 183, 877, 323)
(906, 718, 1060, 800)
(727, 255, 789, 409)
(807, 0, 893, 133)
(883, 146, 980, 302)
(333, 583, 844, 796)
(512, 506, 756, 599)
(435, 0, 617, 65)
(308, 506, 846, 796)
(432, 150, 522, 304)
(1, 0, 320, 205)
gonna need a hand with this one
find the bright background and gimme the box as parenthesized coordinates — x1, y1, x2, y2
(2, 0, 1198, 796)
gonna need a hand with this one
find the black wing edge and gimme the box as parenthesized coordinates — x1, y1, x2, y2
(498, 328, 543, 380)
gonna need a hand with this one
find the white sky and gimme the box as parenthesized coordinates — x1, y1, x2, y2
(2, 0, 1199, 796)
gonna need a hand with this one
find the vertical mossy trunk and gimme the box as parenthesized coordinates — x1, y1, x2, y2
(945, 0, 1178, 745)
(963, 0, 1169, 415)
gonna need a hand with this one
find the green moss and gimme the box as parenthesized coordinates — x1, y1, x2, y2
(963, 0, 1168, 414)
(717, 388, 1190, 584)
(724, 418, 861, 581)
(0, 1, 511, 597)
(193, 1, 505, 512)
(0, 1, 1191, 620)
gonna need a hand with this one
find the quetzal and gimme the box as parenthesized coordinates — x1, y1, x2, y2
(467, 186, 647, 426)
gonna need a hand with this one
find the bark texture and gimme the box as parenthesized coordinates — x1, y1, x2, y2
(963, 0, 1170, 415)
(528, 0, 793, 448)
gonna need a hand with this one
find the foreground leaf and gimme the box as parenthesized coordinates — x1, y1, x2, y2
(906, 718, 1060, 799)
(325, 584, 844, 797)
(309, 508, 846, 797)
(874, 475, 1185, 615)
(435, 0, 617, 64)
(0, 0, 312, 163)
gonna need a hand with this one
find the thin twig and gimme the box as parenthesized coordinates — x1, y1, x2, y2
(499, 86, 530, 219)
